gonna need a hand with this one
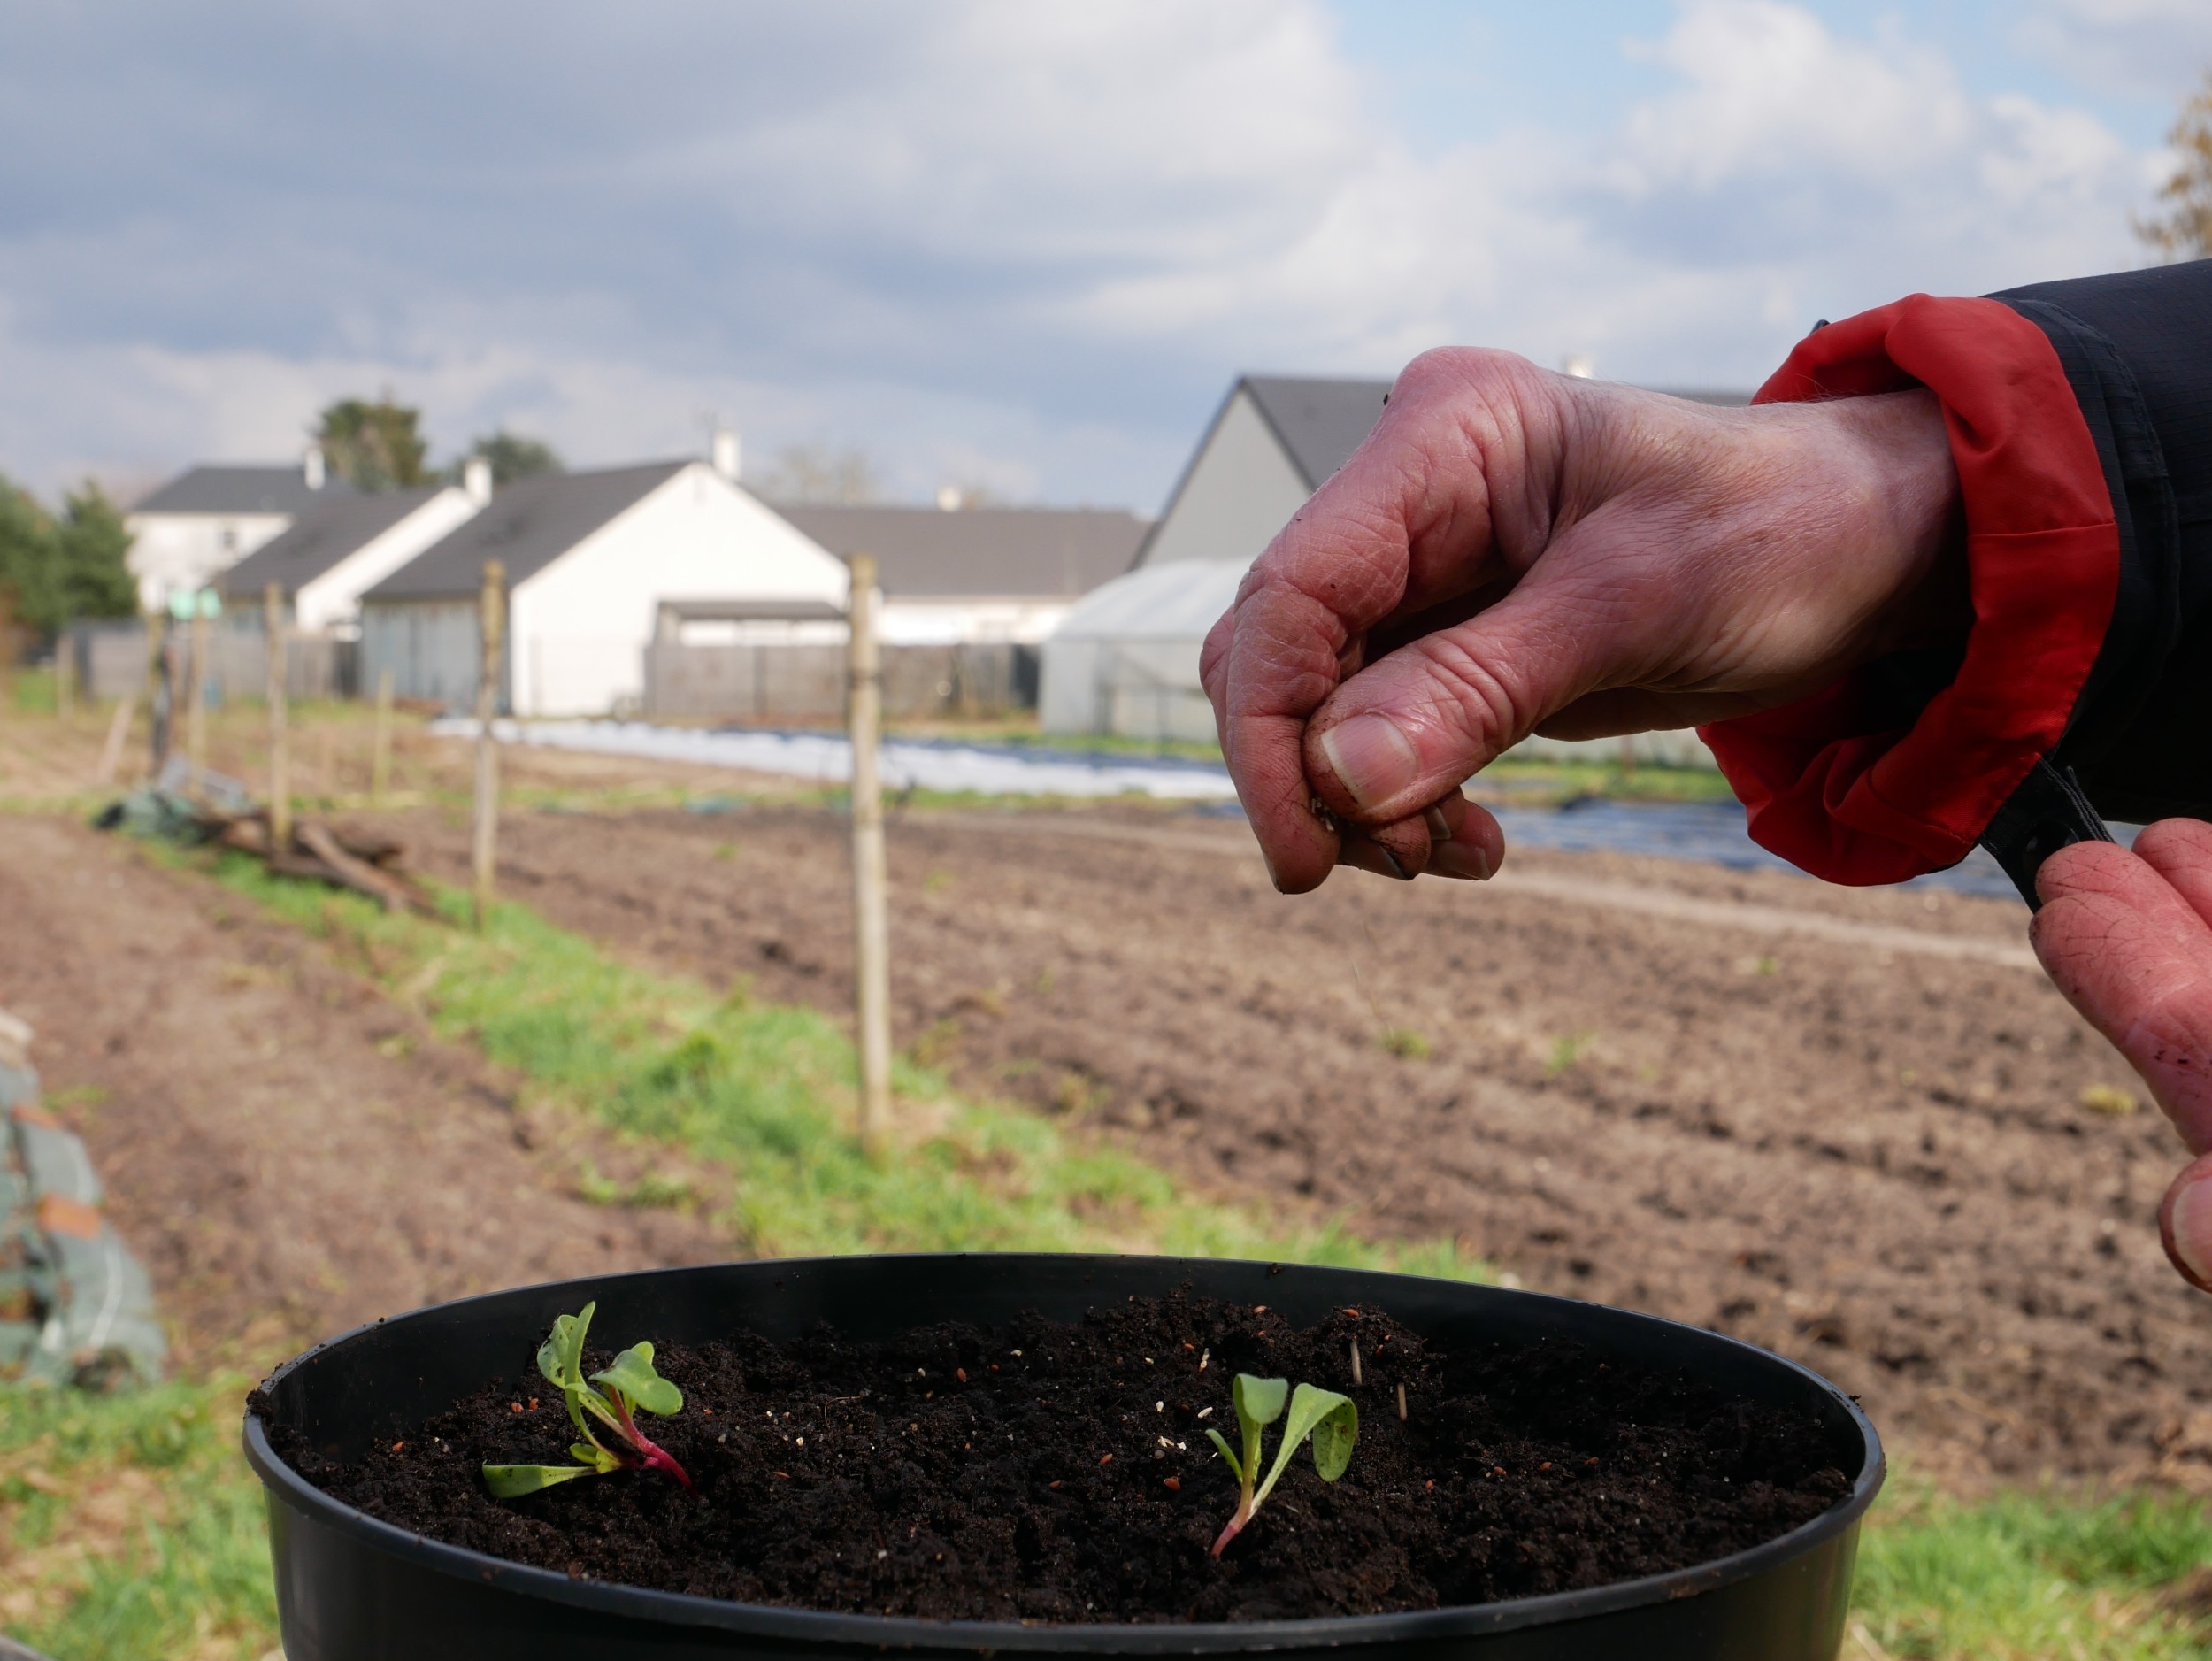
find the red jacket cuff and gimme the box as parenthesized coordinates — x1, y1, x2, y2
(1696, 295, 2120, 886)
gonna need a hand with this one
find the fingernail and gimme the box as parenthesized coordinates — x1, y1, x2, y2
(2166, 1177, 2212, 1290)
(1430, 840, 1493, 881)
(1337, 838, 1409, 881)
(1318, 714, 1419, 811)
(1424, 805, 1453, 842)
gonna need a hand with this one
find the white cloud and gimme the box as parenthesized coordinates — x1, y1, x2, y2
(0, 0, 2173, 509)
(2013, 0, 2212, 102)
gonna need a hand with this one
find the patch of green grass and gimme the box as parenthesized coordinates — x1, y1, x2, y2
(0, 1373, 276, 1659)
(1851, 1480, 2212, 1658)
(202, 850, 1482, 1276)
(1471, 755, 1738, 805)
(9, 668, 58, 715)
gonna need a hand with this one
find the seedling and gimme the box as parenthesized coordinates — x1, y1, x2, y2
(1204, 1373, 1357, 1557)
(482, 1301, 692, 1497)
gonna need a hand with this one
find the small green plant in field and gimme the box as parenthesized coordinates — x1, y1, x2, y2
(1204, 1373, 1357, 1557)
(1547, 1033, 1591, 1076)
(482, 1303, 691, 1497)
(1379, 1026, 1431, 1060)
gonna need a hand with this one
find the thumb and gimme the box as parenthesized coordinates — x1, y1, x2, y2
(1302, 576, 1617, 825)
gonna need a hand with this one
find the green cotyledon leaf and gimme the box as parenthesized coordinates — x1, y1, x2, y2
(537, 1302, 595, 1396)
(1205, 1426, 1244, 1482)
(1231, 1373, 1287, 1477)
(482, 1462, 599, 1498)
(1253, 1382, 1357, 1506)
(593, 1341, 683, 1418)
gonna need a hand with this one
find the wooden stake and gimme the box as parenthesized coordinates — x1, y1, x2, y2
(370, 666, 395, 806)
(147, 610, 171, 776)
(471, 560, 505, 931)
(265, 583, 291, 849)
(95, 696, 134, 786)
(55, 632, 73, 719)
(0, 585, 17, 716)
(185, 600, 211, 788)
(846, 551, 893, 1156)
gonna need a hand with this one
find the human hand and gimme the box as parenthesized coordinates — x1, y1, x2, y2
(1199, 349, 1965, 891)
(2033, 823, 2212, 1293)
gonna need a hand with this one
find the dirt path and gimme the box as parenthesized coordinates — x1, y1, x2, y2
(373, 799, 2212, 1487)
(0, 817, 725, 1370)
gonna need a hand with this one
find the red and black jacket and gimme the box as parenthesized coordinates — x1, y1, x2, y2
(1698, 259, 2212, 904)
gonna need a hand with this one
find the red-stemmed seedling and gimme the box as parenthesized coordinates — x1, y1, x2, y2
(483, 1301, 692, 1498)
(1204, 1373, 1356, 1557)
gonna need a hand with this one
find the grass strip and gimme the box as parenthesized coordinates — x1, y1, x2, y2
(0, 1374, 275, 1660)
(206, 850, 1481, 1273)
(1851, 1480, 2212, 1658)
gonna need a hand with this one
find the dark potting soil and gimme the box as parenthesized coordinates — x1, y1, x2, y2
(263, 1295, 1854, 1623)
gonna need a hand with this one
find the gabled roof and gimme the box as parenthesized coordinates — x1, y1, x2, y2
(132, 465, 354, 516)
(365, 462, 685, 600)
(1239, 376, 1394, 490)
(768, 504, 1148, 598)
(215, 488, 448, 598)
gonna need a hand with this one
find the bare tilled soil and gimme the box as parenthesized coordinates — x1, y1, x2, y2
(381, 799, 2212, 1487)
(0, 816, 726, 1368)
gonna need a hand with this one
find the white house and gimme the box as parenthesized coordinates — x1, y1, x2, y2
(126, 450, 352, 611)
(359, 454, 850, 717)
(1134, 377, 1389, 571)
(216, 460, 488, 634)
(767, 502, 1147, 646)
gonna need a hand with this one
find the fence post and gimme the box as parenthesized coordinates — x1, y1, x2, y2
(265, 583, 291, 849)
(95, 694, 134, 787)
(846, 552, 893, 1156)
(370, 667, 395, 807)
(472, 560, 505, 931)
(0, 586, 14, 716)
(55, 630, 73, 720)
(185, 596, 211, 787)
(147, 608, 171, 776)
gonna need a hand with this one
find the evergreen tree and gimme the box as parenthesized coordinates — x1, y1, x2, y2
(51, 485, 137, 623)
(461, 430, 562, 486)
(0, 474, 138, 642)
(316, 395, 430, 491)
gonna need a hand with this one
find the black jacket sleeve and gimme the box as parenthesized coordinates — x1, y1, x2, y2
(1993, 262, 2212, 826)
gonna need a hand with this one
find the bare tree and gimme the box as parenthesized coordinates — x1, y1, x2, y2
(753, 443, 883, 504)
(2137, 70, 2212, 262)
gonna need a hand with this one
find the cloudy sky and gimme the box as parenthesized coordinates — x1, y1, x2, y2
(1, 0, 2206, 510)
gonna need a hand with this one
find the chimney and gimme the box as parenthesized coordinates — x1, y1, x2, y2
(303, 444, 326, 490)
(463, 456, 493, 505)
(710, 427, 741, 481)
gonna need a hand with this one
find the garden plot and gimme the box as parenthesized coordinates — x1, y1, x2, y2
(372, 798, 2212, 1489)
(0, 815, 726, 1371)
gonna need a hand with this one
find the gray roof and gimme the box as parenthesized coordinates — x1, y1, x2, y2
(365, 462, 685, 600)
(133, 465, 355, 516)
(216, 488, 445, 598)
(768, 504, 1148, 598)
(1240, 376, 1394, 490)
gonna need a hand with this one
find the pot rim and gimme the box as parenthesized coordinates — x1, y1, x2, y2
(242, 1251, 1885, 1651)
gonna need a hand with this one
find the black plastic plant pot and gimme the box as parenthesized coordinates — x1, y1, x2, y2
(244, 1254, 1883, 1660)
